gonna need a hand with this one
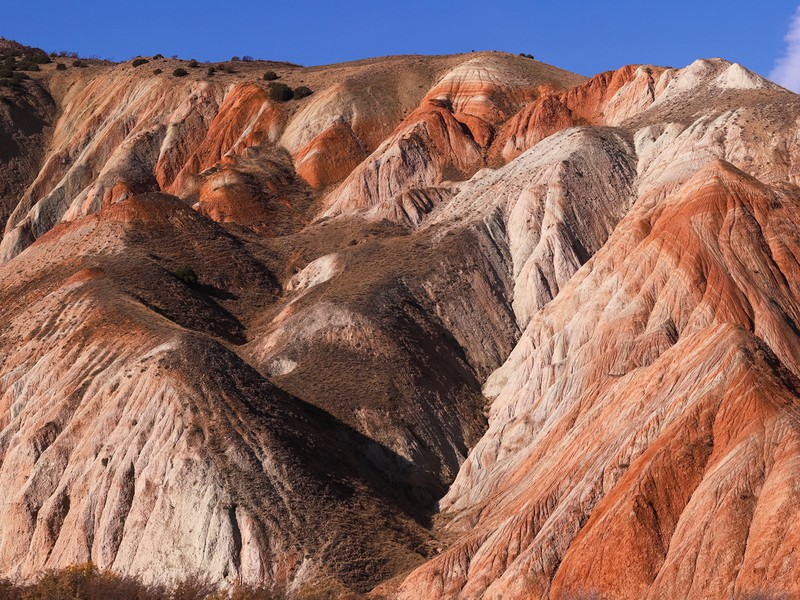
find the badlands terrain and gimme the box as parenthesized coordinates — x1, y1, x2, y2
(1, 37, 800, 599)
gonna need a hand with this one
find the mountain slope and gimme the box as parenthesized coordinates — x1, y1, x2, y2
(1, 42, 800, 599)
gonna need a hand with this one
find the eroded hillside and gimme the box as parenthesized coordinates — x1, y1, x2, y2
(1, 42, 799, 599)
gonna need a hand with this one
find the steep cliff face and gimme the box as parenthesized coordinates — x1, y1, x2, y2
(1, 43, 800, 599)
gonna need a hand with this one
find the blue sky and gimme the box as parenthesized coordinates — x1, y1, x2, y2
(3, 1, 799, 82)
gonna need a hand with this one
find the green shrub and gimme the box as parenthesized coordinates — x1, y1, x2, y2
(292, 85, 313, 99)
(16, 61, 39, 71)
(153, 53, 164, 59)
(262, 70, 278, 81)
(268, 82, 293, 102)
(173, 67, 189, 77)
(29, 51, 51, 64)
(132, 58, 149, 67)
(55, 62, 67, 71)
(153, 68, 163, 75)
(174, 265, 198, 285)
(73, 59, 88, 68)
(188, 59, 199, 68)
(206, 66, 216, 77)
(519, 52, 535, 59)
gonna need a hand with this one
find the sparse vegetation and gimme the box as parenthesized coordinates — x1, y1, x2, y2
(173, 67, 189, 77)
(0, 44, 72, 84)
(174, 265, 198, 285)
(188, 59, 199, 68)
(263, 70, 278, 81)
(73, 59, 88, 68)
(268, 82, 293, 102)
(56, 62, 67, 71)
(0, 70, 29, 87)
(292, 85, 313, 99)
(153, 53, 164, 60)
(132, 58, 149, 67)
(0, 562, 291, 599)
(16, 61, 40, 72)
(519, 52, 535, 59)
(242, 55, 254, 62)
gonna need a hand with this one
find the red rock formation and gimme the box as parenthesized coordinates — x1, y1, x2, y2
(491, 65, 661, 163)
(321, 55, 584, 222)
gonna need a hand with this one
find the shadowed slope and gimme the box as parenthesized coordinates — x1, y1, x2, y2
(388, 162, 800, 599)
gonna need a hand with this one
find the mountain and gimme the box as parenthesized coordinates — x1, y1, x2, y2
(1, 41, 799, 599)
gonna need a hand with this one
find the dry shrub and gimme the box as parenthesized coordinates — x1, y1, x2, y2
(0, 563, 292, 600)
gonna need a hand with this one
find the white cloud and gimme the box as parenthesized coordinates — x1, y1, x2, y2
(771, 5, 800, 92)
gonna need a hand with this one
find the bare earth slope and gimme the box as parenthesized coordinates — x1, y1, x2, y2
(2, 43, 800, 599)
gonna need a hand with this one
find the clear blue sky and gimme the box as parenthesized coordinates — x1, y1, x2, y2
(3, 1, 798, 79)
